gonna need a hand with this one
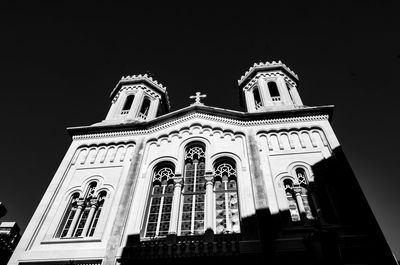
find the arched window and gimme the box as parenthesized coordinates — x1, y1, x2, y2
(121, 94, 135, 115)
(296, 168, 313, 220)
(283, 179, 300, 222)
(253, 86, 263, 109)
(88, 191, 107, 237)
(138, 97, 151, 120)
(283, 168, 314, 222)
(144, 164, 175, 238)
(58, 181, 107, 238)
(268, 81, 281, 101)
(73, 182, 97, 237)
(214, 160, 240, 234)
(180, 144, 206, 235)
(59, 192, 80, 238)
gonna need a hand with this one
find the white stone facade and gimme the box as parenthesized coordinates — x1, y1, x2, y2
(8, 62, 339, 265)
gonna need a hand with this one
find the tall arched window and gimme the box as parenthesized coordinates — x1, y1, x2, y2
(214, 160, 240, 234)
(283, 168, 314, 222)
(121, 94, 135, 115)
(284, 179, 301, 222)
(253, 86, 263, 109)
(144, 164, 175, 238)
(138, 97, 151, 120)
(58, 181, 107, 238)
(73, 182, 97, 237)
(296, 168, 314, 220)
(180, 144, 206, 235)
(268, 81, 281, 101)
(59, 192, 80, 238)
(88, 191, 107, 237)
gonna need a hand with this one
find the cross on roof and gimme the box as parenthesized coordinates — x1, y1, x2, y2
(189, 92, 206, 106)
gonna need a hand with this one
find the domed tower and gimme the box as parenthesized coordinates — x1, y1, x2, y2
(238, 61, 302, 112)
(103, 74, 170, 124)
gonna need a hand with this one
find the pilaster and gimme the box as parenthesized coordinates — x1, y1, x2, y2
(104, 138, 145, 265)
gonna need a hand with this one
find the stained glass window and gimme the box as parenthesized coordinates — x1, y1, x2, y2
(145, 166, 175, 238)
(214, 162, 240, 234)
(180, 145, 206, 235)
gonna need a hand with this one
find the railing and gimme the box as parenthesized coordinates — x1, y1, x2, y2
(120, 110, 129, 115)
(271, 96, 281, 102)
(138, 112, 147, 120)
(122, 233, 242, 260)
(255, 101, 263, 109)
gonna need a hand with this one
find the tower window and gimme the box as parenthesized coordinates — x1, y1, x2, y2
(253, 86, 263, 109)
(138, 97, 151, 120)
(268, 81, 281, 102)
(121, 95, 135, 115)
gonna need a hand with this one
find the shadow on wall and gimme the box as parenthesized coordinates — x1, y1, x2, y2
(118, 147, 398, 265)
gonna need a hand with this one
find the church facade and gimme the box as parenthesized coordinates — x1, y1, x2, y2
(8, 61, 397, 265)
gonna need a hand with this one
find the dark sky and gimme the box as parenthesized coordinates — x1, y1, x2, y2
(0, 3, 399, 258)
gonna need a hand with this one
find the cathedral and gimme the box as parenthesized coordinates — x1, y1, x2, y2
(8, 61, 397, 265)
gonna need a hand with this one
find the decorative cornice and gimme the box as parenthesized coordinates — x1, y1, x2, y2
(71, 112, 330, 141)
(242, 71, 298, 92)
(120, 74, 166, 91)
(238, 61, 298, 85)
(109, 73, 171, 111)
(111, 84, 162, 104)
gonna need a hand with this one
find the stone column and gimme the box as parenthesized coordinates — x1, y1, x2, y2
(147, 98, 160, 120)
(244, 90, 256, 112)
(294, 187, 306, 214)
(290, 86, 303, 106)
(66, 200, 85, 238)
(81, 198, 98, 237)
(105, 101, 118, 120)
(259, 79, 273, 107)
(127, 89, 144, 120)
(205, 174, 214, 231)
(277, 76, 292, 105)
(168, 176, 183, 234)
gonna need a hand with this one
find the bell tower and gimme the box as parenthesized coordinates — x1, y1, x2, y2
(238, 61, 303, 112)
(103, 74, 170, 124)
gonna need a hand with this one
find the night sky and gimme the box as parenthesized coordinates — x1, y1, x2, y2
(0, 3, 399, 258)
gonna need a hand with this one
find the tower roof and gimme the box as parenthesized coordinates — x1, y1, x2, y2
(110, 74, 171, 111)
(238, 60, 299, 86)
